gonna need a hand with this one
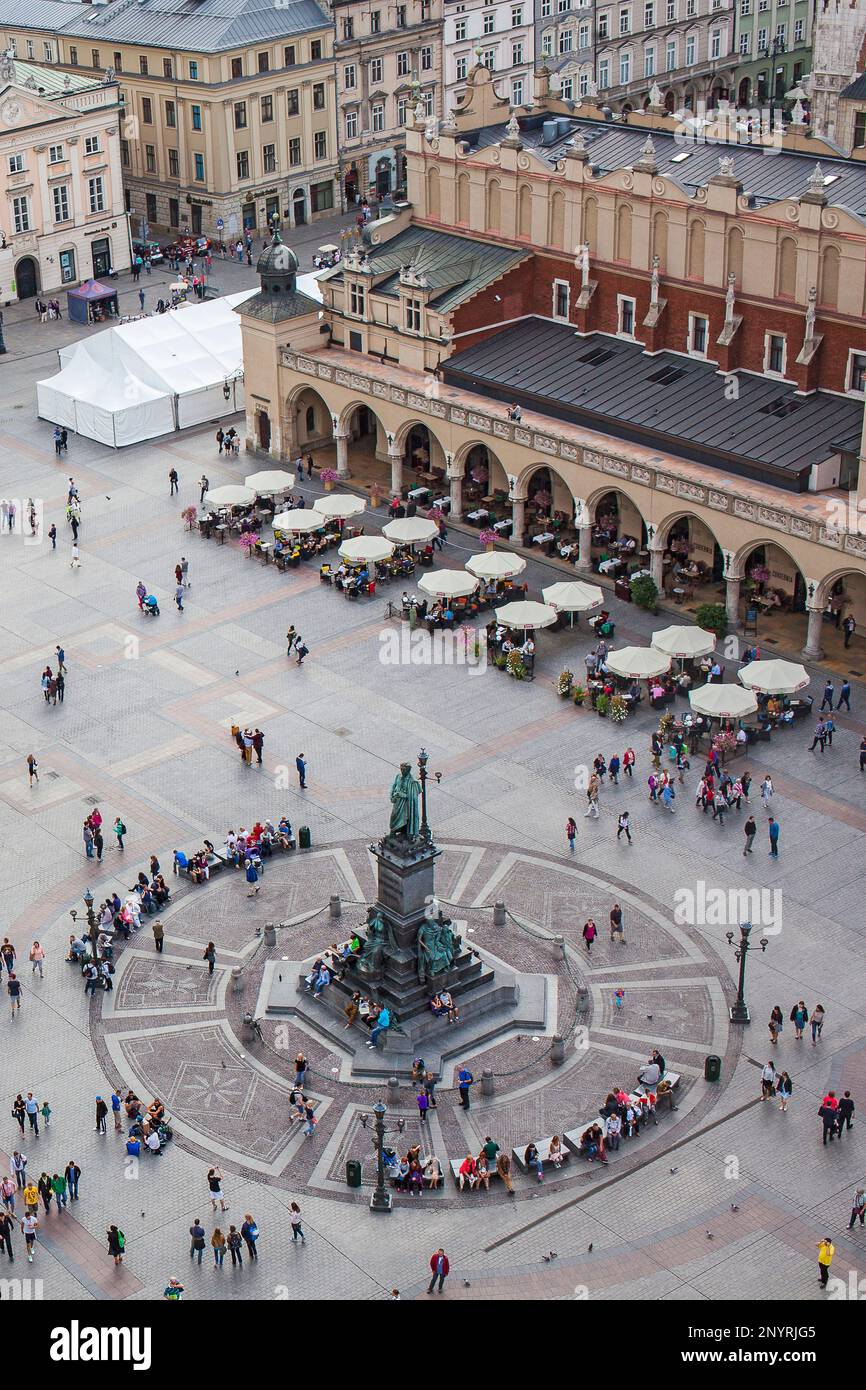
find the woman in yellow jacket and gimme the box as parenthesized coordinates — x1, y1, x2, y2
(817, 1237, 835, 1289)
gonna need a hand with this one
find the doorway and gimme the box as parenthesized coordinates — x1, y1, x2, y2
(14, 256, 38, 299)
(292, 189, 306, 226)
(91, 239, 111, 278)
(257, 411, 271, 451)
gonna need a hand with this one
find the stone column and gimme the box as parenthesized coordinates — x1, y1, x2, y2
(801, 605, 825, 662)
(576, 523, 592, 570)
(449, 473, 463, 520)
(335, 431, 349, 478)
(388, 447, 403, 496)
(511, 496, 525, 546)
(725, 575, 741, 627)
(649, 542, 664, 592)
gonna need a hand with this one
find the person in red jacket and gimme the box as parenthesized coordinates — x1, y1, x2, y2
(427, 1247, 450, 1294)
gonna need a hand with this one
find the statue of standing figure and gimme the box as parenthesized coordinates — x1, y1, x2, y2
(388, 762, 421, 839)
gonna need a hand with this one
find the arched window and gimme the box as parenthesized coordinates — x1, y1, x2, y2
(726, 225, 744, 285)
(777, 236, 797, 299)
(652, 211, 668, 269)
(819, 244, 840, 309)
(305, 405, 316, 434)
(583, 196, 598, 255)
(687, 219, 705, 280)
(549, 189, 565, 247)
(427, 166, 440, 219)
(517, 183, 531, 239)
(615, 203, 632, 263)
(456, 171, 470, 224)
(486, 178, 501, 231)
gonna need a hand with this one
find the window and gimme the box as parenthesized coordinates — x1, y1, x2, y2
(141, 96, 152, 124)
(542, 0, 551, 14)
(344, 64, 357, 89)
(70, 46, 78, 66)
(619, 6, 631, 34)
(688, 312, 708, 355)
(231, 57, 243, 79)
(91, 49, 100, 69)
(512, 78, 524, 104)
(579, 71, 589, 95)
(620, 51, 631, 82)
(559, 30, 573, 53)
(598, 13, 609, 37)
(618, 295, 636, 335)
(644, 1, 653, 22)
(287, 89, 299, 116)
(398, 97, 408, 125)
(558, 0, 570, 10)
(343, 17, 354, 38)
(289, 137, 301, 165)
(165, 100, 176, 127)
(261, 95, 273, 122)
(598, 58, 610, 87)
(60, 249, 76, 283)
(88, 176, 105, 213)
(710, 29, 721, 58)
(194, 152, 205, 181)
(480, 47, 495, 69)
(53, 185, 70, 222)
(666, 0, 676, 16)
(311, 39, 322, 60)
(456, 54, 468, 79)
(370, 10, 381, 32)
(666, 39, 676, 69)
(7, 152, 23, 174)
(421, 45, 432, 70)
(257, 51, 270, 74)
(370, 57, 383, 84)
(313, 83, 325, 109)
(686, 35, 696, 64)
(405, 297, 422, 331)
(372, 102, 385, 131)
(397, 51, 410, 76)
(758, 0, 768, 9)
(848, 352, 866, 394)
(163, 58, 172, 78)
(145, 144, 156, 173)
(541, 35, 552, 56)
(350, 282, 365, 316)
(553, 279, 570, 320)
(644, 46, 655, 75)
(188, 61, 198, 80)
(285, 44, 297, 65)
(120, 139, 130, 166)
(776, 22, 786, 43)
(765, 333, 786, 375)
(314, 130, 327, 159)
(49, 144, 64, 163)
(854, 111, 866, 148)
(191, 104, 202, 131)
(168, 147, 179, 177)
(794, 18, 804, 40)
(234, 102, 247, 129)
(455, 19, 467, 38)
(263, 144, 277, 173)
(422, 0, 431, 17)
(512, 4, 523, 23)
(345, 109, 358, 138)
(113, 52, 122, 72)
(12, 196, 30, 233)
(484, 11, 495, 32)
(169, 198, 179, 228)
(579, 21, 590, 46)
(739, 33, 751, 54)
(758, 27, 768, 48)
(84, 134, 101, 154)
(561, 76, 574, 98)
(396, 4, 407, 26)
(686, 0, 696, 13)
(139, 56, 148, 75)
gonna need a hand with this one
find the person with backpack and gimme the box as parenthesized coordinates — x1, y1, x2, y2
(113, 816, 126, 850)
(189, 1218, 206, 1264)
(227, 1226, 243, 1266)
(107, 1224, 125, 1266)
(241, 1213, 259, 1261)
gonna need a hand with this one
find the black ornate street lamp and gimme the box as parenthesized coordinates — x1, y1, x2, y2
(726, 922, 768, 1024)
(361, 1100, 406, 1213)
(417, 747, 441, 844)
(70, 886, 101, 963)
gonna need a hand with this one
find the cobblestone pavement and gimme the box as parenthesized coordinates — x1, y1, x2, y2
(0, 294, 865, 1303)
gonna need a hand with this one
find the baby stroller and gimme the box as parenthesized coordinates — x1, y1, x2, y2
(143, 594, 160, 617)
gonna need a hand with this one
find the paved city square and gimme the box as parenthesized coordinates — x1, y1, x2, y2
(1, 265, 865, 1304)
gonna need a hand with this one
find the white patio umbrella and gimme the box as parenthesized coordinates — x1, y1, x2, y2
(606, 646, 671, 680)
(313, 493, 366, 520)
(689, 683, 758, 719)
(244, 469, 297, 494)
(542, 580, 604, 627)
(339, 535, 394, 565)
(738, 658, 810, 696)
(651, 624, 717, 660)
(466, 552, 527, 581)
(418, 569, 479, 599)
(494, 600, 558, 631)
(383, 517, 439, 545)
(272, 510, 328, 533)
(204, 485, 256, 509)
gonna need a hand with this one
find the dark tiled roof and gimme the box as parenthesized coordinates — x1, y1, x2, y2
(465, 116, 866, 217)
(840, 73, 866, 100)
(0, 0, 329, 54)
(235, 289, 321, 323)
(443, 317, 863, 491)
(330, 225, 529, 313)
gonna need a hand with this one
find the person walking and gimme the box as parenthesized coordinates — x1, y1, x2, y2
(819, 1093, 839, 1145)
(110, 1091, 122, 1132)
(760, 774, 774, 810)
(0, 1209, 14, 1262)
(809, 719, 827, 754)
(776, 1071, 792, 1113)
(24, 1093, 39, 1136)
(203, 941, 216, 975)
(107, 1225, 125, 1266)
(12, 1095, 25, 1134)
(207, 1166, 228, 1213)
(768, 1005, 783, 1046)
(93, 826, 103, 862)
(227, 1226, 243, 1267)
(427, 1247, 450, 1294)
(760, 1060, 777, 1101)
(824, 714, 835, 748)
(582, 919, 597, 954)
(51, 1172, 67, 1210)
(768, 817, 780, 857)
(296, 753, 307, 789)
(810, 1004, 825, 1046)
(609, 902, 624, 944)
(457, 1064, 474, 1110)
(20, 1212, 38, 1263)
(64, 1161, 81, 1201)
(7, 973, 22, 1018)
(70, 541, 80, 569)
(743, 814, 756, 855)
(163, 1278, 185, 1300)
(152, 918, 164, 953)
(169, 467, 179, 496)
(199, 474, 209, 503)
(48, 523, 57, 550)
(1, 938, 15, 974)
(211, 1228, 226, 1267)
(245, 861, 260, 896)
(10, 1152, 27, 1189)
(1, 1175, 17, 1213)
(819, 680, 834, 712)
(181, 556, 189, 588)
(241, 1214, 259, 1261)
(416, 1088, 430, 1124)
(189, 1219, 206, 1264)
(616, 810, 632, 843)
(175, 583, 184, 613)
(836, 1090, 855, 1136)
(583, 774, 600, 818)
(113, 816, 126, 850)
(565, 816, 577, 853)
(847, 1188, 866, 1230)
(95, 1096, 108, 1133)
(296, 641, 309, 666)
(843, 614, 856, 648)
(837, 679, 851, 712)
(138, 288, 145, 312)
(290, 1201, 305, 1243)
(790, 1000, 808, 1040)
(817, 1237, 835, 1289)
(252, 729, 264, 765)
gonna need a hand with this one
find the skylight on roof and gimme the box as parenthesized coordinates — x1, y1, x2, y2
(670, 151, 692, 163)
(823, 173, 841, 186)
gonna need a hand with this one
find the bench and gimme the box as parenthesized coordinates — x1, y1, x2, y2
(511, 1137, 570, 1174)
(449, 1159, 501, 1188)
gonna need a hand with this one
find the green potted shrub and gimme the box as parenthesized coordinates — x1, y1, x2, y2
(557, 669, 574, 697)
(572, 684, 587, 707)
(630, 574, 659, 613)
(694, 602, 727, 638)
(595, 692, 610, 718)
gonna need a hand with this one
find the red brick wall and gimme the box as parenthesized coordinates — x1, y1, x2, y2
(450, 252, 866, 393)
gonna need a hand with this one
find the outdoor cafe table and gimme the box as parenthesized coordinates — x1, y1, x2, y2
(467, 508, 489, 522)
(532, 532, 554, 546)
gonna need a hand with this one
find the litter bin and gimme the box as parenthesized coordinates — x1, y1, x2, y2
(704, 1054, 721, 1083)
(346, 1159, 362, 1189)
(298, 825, 312, 850)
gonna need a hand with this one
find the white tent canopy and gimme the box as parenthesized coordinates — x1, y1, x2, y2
(36, 289, 256, 447)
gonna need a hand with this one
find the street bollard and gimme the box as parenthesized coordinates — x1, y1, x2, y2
(481, 1069, 495, 1098)
(493, 901, 506, 927)
(386, 1076, 400, 1106)
(576, 986, 590, 1012)
(231, 965, 244, 994)
(329, 894, 342, 920)
(264, 922, 277, 949)
(551, 1035, 566, 1066)
(242, 1011, 255, 1039)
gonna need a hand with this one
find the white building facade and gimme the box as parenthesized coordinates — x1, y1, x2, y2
(444, 0, 536, 112)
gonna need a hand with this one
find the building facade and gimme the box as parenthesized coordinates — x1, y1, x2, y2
(0, 54, 129, 301)
(444, 0, 536, 112)
(808, 0, 866, 143)
(334, 0, 443, 207)
(0, 0, 340, 241)
(593, 0, 736, 111)
(731, 0, 812, 112)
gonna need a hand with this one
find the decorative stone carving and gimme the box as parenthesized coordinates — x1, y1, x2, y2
(601, 455, 629, 476)
(450, 407, 467, 425)
(757, 505, 789, 531)
(506, 111, 521, 138)
(718, 154, 735, 177)
(733, 499, 757, 521)
(389, 387, 406, 404)
(630, 465, 652, 484)
(790, 516, 813, 539)
(807, 162, 825, 195)
(468, 412, 491, 432)
(428, 400, 448, 418)
(493, 420, 512, 439)
(282, 350, 297, 368)
(335, 369, 353, 387)
(805, 285, 817, 341)
(676, 481, 705, 502)
(650, 254, 660, 307)
(582, 450, 605, 470)
(513, 427, 531, 446)
(708, 491, 729, 511)
(817, 526, 843, 549)
(725, 272, 736, 324)
(372, 381, 390, 399)
(560, 443, 578, 461)
(534, 434, 557, 455)
(843, 532, 866, 556)
(655, 473, 677, 495)
(297, 356, 317, 373)
(640, 135, 656, 159)
(407, 393, 427, 411)
(316, 364, 333, 380)
(648, 81, 664, 108)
